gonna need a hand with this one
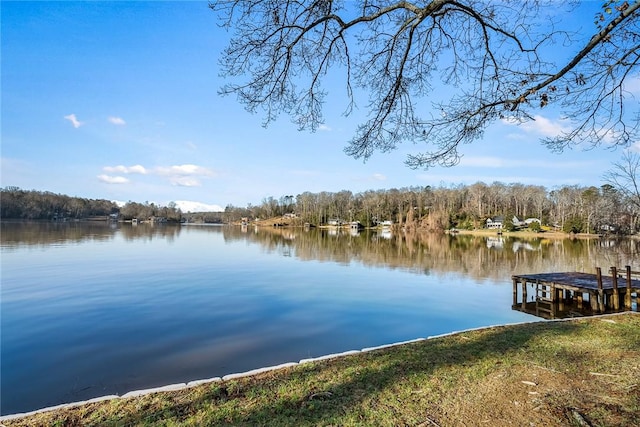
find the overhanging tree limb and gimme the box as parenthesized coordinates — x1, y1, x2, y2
(210, 0, 640, 168)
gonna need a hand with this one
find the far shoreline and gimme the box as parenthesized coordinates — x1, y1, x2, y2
(447, 228, 596, 239)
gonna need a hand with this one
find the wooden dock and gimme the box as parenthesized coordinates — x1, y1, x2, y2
(512, 266, 640, 319)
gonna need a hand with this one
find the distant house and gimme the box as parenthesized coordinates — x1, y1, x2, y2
(487, 215, 534, 229)
(350, 221, 364, 229)
(327, 219, 343, 226)
(486, 216, 505, 229)
(380, 220, 393, 227)
(283, 213, 297, 219)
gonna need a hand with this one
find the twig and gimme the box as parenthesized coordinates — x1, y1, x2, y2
(589, 372, 620, 377)
(417, 416, 441, 427)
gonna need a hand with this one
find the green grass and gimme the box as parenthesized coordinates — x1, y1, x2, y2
(5, 313, 640, 427)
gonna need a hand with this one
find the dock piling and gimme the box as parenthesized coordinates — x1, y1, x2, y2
(596, 267, 604, 312)
(611, 267, 620, 310)
(625, 265, 633, 310)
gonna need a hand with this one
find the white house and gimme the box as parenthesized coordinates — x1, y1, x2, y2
(486, 216, 505, 229)
(486, 215, 534, 229)
(523, 218, 541, 226)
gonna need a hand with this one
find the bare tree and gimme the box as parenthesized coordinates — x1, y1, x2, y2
(604, 150, 640, 209)
(210, 0, 639, 168)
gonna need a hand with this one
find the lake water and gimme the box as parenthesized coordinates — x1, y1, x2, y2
(1, 222, 638, 415)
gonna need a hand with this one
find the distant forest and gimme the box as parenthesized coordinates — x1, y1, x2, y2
(225, 182, 637, 235)
(2, 181, 639, 235)
(0, 187, 182, 223)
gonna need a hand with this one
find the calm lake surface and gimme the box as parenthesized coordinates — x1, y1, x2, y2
(2, 222, 638, 415)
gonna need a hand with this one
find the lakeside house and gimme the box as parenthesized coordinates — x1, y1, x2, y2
(486, 216, 505, 229)
(486, 216, 541, 230)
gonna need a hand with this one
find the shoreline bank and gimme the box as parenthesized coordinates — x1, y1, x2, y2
(2, 312, 638, 426)
(3, 312, 639, 423)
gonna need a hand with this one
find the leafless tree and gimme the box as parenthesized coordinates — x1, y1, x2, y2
(604, 150, 640, 209)
(210, 0, 639, 168)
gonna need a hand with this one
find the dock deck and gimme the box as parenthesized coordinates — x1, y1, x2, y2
(512, 267, 640, 319)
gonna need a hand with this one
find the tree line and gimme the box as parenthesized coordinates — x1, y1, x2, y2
(4, 150, 639, 235)
(0, 187, 182, 222)
(224, 181, 639, 235)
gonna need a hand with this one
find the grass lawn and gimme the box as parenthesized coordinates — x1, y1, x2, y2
(3, 313, 639, 427)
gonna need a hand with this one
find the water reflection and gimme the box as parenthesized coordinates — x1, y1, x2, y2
(0, 221, 182, 250)
(2, 222, 638, 279)
(512, 298, 638, 320)
(220, 226, 639, 281)
(5, 222, 640, 280)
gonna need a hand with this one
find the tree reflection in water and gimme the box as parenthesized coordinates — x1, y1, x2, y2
(222, 226, 639, 282)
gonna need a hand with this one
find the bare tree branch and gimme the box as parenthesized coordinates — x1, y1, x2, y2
(210, 0, 640, 168)
(604, 150, 640, 210)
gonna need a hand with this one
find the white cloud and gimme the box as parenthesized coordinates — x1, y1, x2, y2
(156, 164, 215, 177)
(503, 115, 570, 138)
(318, 124, 332, 131)
(372, 173, 386, 181)
(173, 200, 224, 213)
(596, 129, 619, 145)
(108, 116, 126, 125)
(630, 142, 640, 153)
(97, 174, 130, 184)
(170, 177, 202, 187)
(100, 163, 214, 186)
(64, 113, 83, 128)
(103, 165, 148, 174)
(623, 76, 640, 96)
(505, 132, 527, 141)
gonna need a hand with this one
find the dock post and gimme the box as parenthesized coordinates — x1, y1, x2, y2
(512, 277, 518, 306)
(596, 267, 604, 313)
(611, 267, 620, 310)
(521, 279, 528, 309)
(590, 291, 599, 311)
(625, 265, 632, 309)
(557, 286, 564, 311)
(576, 291, 583, 309)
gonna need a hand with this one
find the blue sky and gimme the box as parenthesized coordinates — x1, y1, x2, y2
(2, 1, 638, 212)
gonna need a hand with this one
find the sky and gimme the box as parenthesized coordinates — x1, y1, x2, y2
(2, 1, 639, 212)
